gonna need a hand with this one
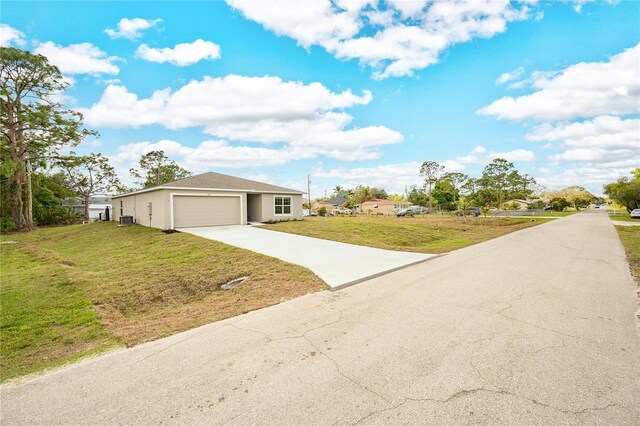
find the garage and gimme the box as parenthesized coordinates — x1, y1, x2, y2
(112, 171, 303, 230)
(173, 195, 241, 228)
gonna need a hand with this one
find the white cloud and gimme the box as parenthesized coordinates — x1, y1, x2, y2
(456, 145, 535, 165)
(112, 139, 298, 171)
(228, 0, 534, 79)
(496, 66, 524, 85)
(135, 39, 221, 66)
(537, 164, 635, 194)
(34, 42, 120, 75)
(0, 24, 26, 47)
(571, 0, 618, 13)
(80, 75, 399, 161)
(528, 115, 640, 166)
(478, 44, 640, 121)
(105, 18, 162, 40)
(315, 158, 467, 194)
(317, 162, 422, 192)
(481, 44, 640, 191)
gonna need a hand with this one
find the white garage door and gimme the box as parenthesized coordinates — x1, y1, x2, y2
(173, 196, 241, 228)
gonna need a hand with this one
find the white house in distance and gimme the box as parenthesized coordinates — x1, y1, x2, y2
(112, 172, 304, 229)
(63, 196, 112, 220)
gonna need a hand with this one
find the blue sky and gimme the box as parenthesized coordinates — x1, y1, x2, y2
(2, 0, 639, 196)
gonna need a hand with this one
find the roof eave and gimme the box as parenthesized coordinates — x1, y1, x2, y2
(112, 186, 304, 198)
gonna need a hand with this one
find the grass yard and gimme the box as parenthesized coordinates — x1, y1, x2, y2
(488, 211, 575, 218)
(615, 226, 640, 286)
(1, 222, 327, 382)
(1, 243, 120, 382)
(263, 215, 553, 254)
(535, 211, 577, 217)
(609, 212, 638, 222)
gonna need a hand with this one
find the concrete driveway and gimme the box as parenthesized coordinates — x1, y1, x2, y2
(2, 211, 639, 424)
(179, 225, 434, 288)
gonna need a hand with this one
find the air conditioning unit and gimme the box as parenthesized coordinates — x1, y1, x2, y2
(119, 216, 134, 226)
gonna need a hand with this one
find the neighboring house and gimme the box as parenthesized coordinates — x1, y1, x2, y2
(325, 196, 349, 207)
(112, 172, 304, 229)
(63, 196, 112, 220)
(357, 198, 412, 215)
(311, 201, 336, 214)
(503, 199, 532, 210)
(310, 196, 349, 214)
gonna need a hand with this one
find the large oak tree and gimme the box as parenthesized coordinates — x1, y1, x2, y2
(1, 47, 94, 230)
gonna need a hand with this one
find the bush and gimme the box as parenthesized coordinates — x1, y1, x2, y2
(550, 197, 570, 212)
(528, 200, 546, 210)
(0, 218, 17, 233)
(318, 206, 327, 217)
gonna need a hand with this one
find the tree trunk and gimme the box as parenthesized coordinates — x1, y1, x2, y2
(84, 193, 90, 220)
(26, 159, 33, 227)
(9, 173, 26, 230)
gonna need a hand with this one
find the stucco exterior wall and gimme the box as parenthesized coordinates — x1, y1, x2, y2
(359, 201, 405, 215)
(247, 194, 263, 222)
(112, 190, 167, 229)
(114, 188, 297, 228)
(260, 193, 303, 222)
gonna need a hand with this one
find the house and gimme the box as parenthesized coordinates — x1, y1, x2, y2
(325, 196, 349, 207)
(311, 201, 336, 214)
(63, 196, 112, 220)
(357, 198, 412, 215)
(503, 199, 532, 210)
(311, 195, 349, 214)
(112, 172, 304, 229)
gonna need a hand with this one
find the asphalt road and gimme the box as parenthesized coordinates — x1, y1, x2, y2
(2, 211, 639, 425)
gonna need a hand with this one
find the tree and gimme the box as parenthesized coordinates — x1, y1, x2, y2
(350, 185, 388, 205)
(479, 158, 515, 209)
(431, 180, 457, 211)
(442, 172, 468, 208)
(550, 197, 570, 212)
(406, 185, 428, 207)
(129, 150, 191, 188)
(527, 200, 546, 210)
(56, 153, 121, 219)
(604, 170, 640, 213)
(31, 171, 80, 226)
(547, 186, 596, 210)
(1, 47, 95, 230)
(419, 161, 444, 210)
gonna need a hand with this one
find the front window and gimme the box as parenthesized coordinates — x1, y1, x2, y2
(120, 200, 123, 216)
(275, 196, 291, 215)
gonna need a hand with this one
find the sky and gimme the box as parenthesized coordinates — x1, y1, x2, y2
(1, 0, 639, 197)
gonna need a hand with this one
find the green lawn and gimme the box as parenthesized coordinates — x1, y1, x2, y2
(488, 211, 575, 217)
(536, 211, 577, 217)
(1, 242, 120, 382)
(1, 223, 327, 382)
(263, 215, 553, 254)
(616, 226, 640, 286)
(609, 212, 639, 222)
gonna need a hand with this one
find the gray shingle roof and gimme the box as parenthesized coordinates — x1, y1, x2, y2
(116, 172, 303, 197)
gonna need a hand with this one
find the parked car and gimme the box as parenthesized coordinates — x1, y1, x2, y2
(331, 207, 352, 215)
(630, 209, 640, 219)
(468, 207, 481, 216)
(455, 207, 481, 217)
(396, 206, 429, 216)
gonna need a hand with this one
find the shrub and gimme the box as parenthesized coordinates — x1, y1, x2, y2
(0, 218, 17, 233)
(318, 206, 327, 217)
